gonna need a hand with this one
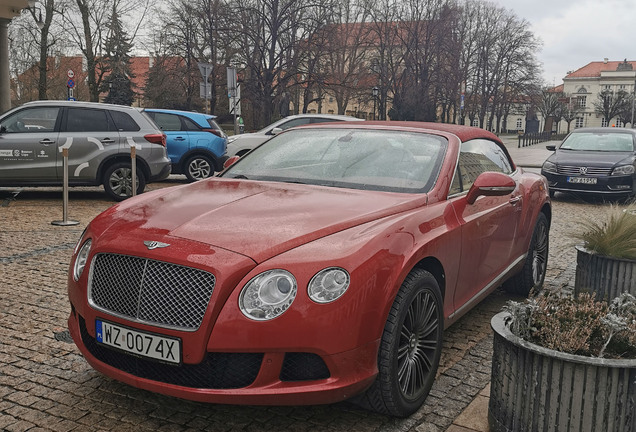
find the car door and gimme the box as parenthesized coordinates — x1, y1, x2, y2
(0, 106, 61, 182)
(449, 139, 522, 310)
(147, 112, 189, 164)
(61, 107, 123, 183)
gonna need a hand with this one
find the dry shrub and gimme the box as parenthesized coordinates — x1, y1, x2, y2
(504, 292, 636, 359)
(571, 204, 636, 260)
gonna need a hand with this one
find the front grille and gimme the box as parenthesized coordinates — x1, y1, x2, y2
(89, 253, 215, 331)
(79, 317, 263, 389)
(280, 352, 330, 381)
(557, 165, 612, 176)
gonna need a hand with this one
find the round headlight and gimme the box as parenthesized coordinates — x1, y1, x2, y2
(308, 267, 350, 303)
(239, 270, 297, 320)
(73, 239, 92, 281)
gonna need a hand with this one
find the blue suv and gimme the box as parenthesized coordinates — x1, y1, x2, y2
(144, 109, 227, 181)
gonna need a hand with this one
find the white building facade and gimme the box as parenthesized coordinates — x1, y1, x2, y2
(556, 59, 636, 131)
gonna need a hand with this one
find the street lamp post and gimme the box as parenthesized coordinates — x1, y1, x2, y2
(372, 86, 379, 120)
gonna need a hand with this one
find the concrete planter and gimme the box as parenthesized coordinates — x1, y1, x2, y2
(574, 245, 636, 301)
(489, 312, 636, 432)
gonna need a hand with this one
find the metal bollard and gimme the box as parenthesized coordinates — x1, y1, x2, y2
(130, 145, 137, 197)
(51, 147, 79, 226)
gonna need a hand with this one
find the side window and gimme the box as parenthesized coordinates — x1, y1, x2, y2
(151, 113, 182, 131)
(110, 111, 140, 131)
(0, 107, 59, 133)
(66, 108, 112, 132)
(277, 118, 311, 131)
(311, 118, 340, 125)
(182, 117, 200, 131)
(451, 139, 513, 194)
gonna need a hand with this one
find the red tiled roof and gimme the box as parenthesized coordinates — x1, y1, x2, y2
(565, 61, 636, 78)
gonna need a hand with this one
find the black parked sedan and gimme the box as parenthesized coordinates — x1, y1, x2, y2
(541, 128, 636, 198)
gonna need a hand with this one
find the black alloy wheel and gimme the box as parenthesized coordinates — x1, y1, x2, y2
(359, 268, 443, 417)
(503, 212, 549, 296)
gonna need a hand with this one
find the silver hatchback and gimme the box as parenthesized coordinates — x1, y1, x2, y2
(0, 101, 171, 200)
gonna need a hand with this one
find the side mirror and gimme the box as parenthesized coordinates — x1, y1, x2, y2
(466, 172, 516, 205)
(546, 145, 556, 151)
(223, 155, 240, 169)
(270, 127, 283, 135)
(0, 125, 6, 134)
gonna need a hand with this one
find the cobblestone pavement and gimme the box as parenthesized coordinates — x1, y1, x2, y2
(0, 176, 630, 432)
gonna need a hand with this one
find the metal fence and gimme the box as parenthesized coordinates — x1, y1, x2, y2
(518, 131, 567, 148)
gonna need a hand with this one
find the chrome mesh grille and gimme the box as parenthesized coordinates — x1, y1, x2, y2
(88, 253, 215, 331)
(557, 165, 612, 176)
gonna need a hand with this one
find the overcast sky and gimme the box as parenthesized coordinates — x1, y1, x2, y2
(492, 0, 636, 86)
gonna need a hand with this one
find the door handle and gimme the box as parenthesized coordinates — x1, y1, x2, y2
(509, 196, 522, 205)
(39, 139, 55, 145)
(174, 137, 186, 141)
(101, 138, 115, 144)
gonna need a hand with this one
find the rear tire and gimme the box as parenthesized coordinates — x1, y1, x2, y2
(103, 162, 146, 201)
(184, 154, 214, 181)
(503, 212, 549, 296)
(358, 269, 443, 417)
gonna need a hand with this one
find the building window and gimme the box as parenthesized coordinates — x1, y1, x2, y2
(472, 118, 479, 127)
(619, 85, 626, 90)
(575, 117, 584, 128)
(604, 85, 611, 90)
(601, 118, 608, 127)
(516, 118, 523, 129)
(616, 119, 623, 127)
(577, 96, 586, 108)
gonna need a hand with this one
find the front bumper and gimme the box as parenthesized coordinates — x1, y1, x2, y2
(541, 171, 634, 196)
(67, 308, 379, 405)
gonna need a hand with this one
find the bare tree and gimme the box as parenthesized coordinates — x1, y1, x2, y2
(313, 0, 373, 116)
(61, 0, 150, 102)
(537, 89, 562, 132)
(229, 0, 325, 128)
(559, 94, 584, 133)
(594, 89, 631, 126)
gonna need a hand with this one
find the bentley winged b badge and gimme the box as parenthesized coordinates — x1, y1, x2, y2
(143, 241, 170, 250)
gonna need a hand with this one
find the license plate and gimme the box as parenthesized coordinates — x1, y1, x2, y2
(567, 177, 597, 184)
(95, 319, 181, 364)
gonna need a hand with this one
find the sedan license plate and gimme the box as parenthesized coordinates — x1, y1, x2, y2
(95, 319, 181, 364)
(567, 176, 597, 184)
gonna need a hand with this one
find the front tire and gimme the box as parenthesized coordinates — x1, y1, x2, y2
(184, 154, 214, 181)
(503, 212, 549, 296)
(103, 162, 146, 201)
(360, 269, 443, 417)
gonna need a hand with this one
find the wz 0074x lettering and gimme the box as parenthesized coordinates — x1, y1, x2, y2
(95, 320, 181, 364)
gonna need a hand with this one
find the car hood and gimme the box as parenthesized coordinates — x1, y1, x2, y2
(101, 179, 427, 263)
(549, 150, 635, 167)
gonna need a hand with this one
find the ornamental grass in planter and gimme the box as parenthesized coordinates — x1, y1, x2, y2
(572, 204, 636, 300)
(489, 292, 636, 432)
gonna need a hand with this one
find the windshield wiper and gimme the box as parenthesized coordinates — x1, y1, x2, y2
(230, 174, 249, 179)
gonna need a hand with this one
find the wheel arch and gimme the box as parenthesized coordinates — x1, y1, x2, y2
(97, 154, 151, 182)
(411, 257, 446, 303)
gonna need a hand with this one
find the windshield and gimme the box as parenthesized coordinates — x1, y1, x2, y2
(559, 132, 635, 152)
(221, 128, 447, 193)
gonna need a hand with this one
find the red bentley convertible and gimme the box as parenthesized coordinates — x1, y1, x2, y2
(67, 122, 551, 417)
